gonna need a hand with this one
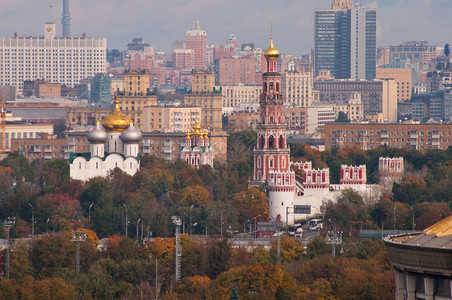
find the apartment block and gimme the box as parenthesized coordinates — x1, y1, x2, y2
(376, 67, 413, 102)
(325, 123, 452, 150)
(66, 107, 111, 130)
(281, 71, 313, 107)
(220, 84, 262, 107)
(218, 58, 257, 85)
(2, 123, 54, 152)
(141, 106, 201, 132)
(11, 133, 68, 161)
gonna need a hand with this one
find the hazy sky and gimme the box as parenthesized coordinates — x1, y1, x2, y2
(0, 0, 450, 55)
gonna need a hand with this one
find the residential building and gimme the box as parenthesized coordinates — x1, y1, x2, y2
(116, 70, 157, 129)
(218, 58, 257, 85)
(0, 23, 106, 93)
(191, 70, 215, 94)
(11, 133, 68, 161)
(172, 48, 195, 70)
(325, 122, 452, 150)
(220, 84, 262, 107)
(281, 70, 313, 107)
(389, 41, 437, 72)
(141, 105, 201, 132)
(314, 1, 376, 79)
(67, 107, 111, 130)
(184, 71, 222, 131)
(411, 90, 452, 122)
(376, 68, 414, 102)
(313, 79, 398, 122)
(185, 18, 207, 70)
(2, 122, 54, 153)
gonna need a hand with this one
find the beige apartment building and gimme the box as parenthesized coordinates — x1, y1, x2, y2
(141, 106, 201, 132)
(220, 84, 262, 107)
(281, 70, 313, 107)
(325, 123, 452, 150)
(376, 68, 413, 102)
(218, 58, 257, 85)
(66, 107, 111, 129)
(3, 123, 54, 153)
(184, 71, 222, 131)
(116, 70, 157, 129)
(11, 133, 68, 161)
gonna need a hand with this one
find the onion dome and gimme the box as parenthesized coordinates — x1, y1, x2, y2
(186, 130, 191, 139)
(87, 120, 108, 143)
(203, 130, 209, 139)
(120, 121, 142, 143)
(264, 37, 279, 60)
(101, 99, 130, 132)
(193, 120, 201, 135)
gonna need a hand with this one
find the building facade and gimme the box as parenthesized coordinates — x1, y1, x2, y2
(313, 79, 398, 122)
(0, 23, 106, 93)
(389, 41, 437, 72)
(325, 123, 452, 150)
(314, 2, 376, 79)
(220, 84, 262, 107)
(141, 105, 201, 132)
(11, 133, 68, 161)
(281, 71, 313, 107)
(180, 120, 213, 168)
(218, 58, 257, 86)
(3, 122, 54, 153)
(376, 67, 413, 102)
(185, 18, 207, 70)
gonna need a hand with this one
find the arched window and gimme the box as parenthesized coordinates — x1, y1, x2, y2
(279, 135, 284, 149)
(269, 135, 274, 148)
(270, 116, 273, 123)
(130, 162, 132, 169)
(96, 162, 98, 169)
(276, 82, 279, 93)
(259, 135, 265, 148)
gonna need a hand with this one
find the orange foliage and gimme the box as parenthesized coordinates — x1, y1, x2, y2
(0, 166, 14, 175)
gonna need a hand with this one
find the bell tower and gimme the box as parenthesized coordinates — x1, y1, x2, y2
(253, 36, 291, 185)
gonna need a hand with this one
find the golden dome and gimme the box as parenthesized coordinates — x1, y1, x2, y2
(203, 130, 209, 139)
(101, 99, 131, 132)
(186, 130, 191, 139)
(264, 37, 279, 60)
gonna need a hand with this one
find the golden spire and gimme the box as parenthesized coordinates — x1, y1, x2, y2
(264, 28, 279, 60)
(203, 129, 208, 139)
(186, 129, 191, 139)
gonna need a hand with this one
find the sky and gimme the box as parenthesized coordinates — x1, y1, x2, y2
(0, 0, 451, 55)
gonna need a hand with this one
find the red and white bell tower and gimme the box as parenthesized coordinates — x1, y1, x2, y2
(253, 37, 291, 185)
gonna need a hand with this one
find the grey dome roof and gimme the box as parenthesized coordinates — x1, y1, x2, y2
(120, 122, 142, 143)
(87, 122, 108, 143)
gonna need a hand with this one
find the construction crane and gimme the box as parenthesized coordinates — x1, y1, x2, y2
(1, 94, 6, 154)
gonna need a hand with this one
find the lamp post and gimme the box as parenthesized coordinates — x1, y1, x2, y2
(123, 203, 128, 237)
(172, 216, 182, 283)
(243, 219, 250, 235)
(393, 205, 397, 230)
(136, 218, 141, 242)
(71, 230, 87, 273)
(88, 203, 93, 231)
(46, 218, 50, 234)
(3, 217, 15, 279)
(410, 206, 415, 231)
(189, 204, 194, 236)
(254, 215, 261, 239)
(29, 203, 34, 238)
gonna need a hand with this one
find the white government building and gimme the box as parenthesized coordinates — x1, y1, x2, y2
(0, 22, 106, 93)
(69, 100, 141, 181)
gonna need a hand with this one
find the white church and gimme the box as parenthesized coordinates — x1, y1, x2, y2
(69, 100, 141, 181)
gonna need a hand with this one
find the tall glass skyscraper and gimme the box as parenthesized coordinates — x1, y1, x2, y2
(314, 2, 376, 80)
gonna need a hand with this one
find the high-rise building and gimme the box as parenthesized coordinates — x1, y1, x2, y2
(91, 74, 112, 104)
(314, 1, 376, 80)
(185, 18, 207, 70)
(0, 23, 107, 94)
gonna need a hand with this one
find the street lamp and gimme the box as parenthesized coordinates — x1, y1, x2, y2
(410, 206, 415, 231)
(326, 230, 343, 258)
(29, 203, 34, 238)
(88, 203, 93, 231)
(172, 216, 182, 283)
(46, 218, 50, 234)
(189, 204, 194, 235)
(3, 217, 15, 279)
(136, 218, 141, 242)
(123, 203, 128, 237)
(393, 205, 397, 230)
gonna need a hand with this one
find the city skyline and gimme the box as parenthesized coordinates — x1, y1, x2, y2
(0, 0, 451, 55)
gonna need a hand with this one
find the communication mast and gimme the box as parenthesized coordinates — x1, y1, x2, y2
(1, 94, 6, 154)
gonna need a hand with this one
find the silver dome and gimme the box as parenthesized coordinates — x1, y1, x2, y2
(120, 122, 142, 143)
(87, 122, 108, 143)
